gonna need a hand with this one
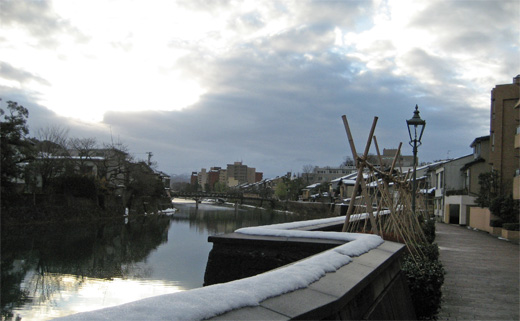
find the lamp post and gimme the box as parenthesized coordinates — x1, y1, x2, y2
(406, 105, 426, 215)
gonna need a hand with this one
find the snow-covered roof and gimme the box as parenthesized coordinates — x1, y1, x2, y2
(37, 154, 106, 160)
(56, 216, 384, 321)
(305, 183, 321, 189)
(331, 172, 366, 185)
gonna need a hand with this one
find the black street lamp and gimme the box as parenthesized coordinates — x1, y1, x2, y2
(406, 105, 426, 215)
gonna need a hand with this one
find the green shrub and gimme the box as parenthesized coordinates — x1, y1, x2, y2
(421, 219, 436, 244)
(476, 171, 500, 208)
(402, 246, 445, 320)
(415, 243, 440, 262)
(503, 223, 520, 231)
(490, 195, 519, 224)
(490, 219, 503, 227)
(50, 175, 97, 199)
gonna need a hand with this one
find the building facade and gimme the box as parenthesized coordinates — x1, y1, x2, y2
(227, 161, 248, 186)
(515, 100, 520, 200)
(197, 168, 208, 190)
(308, 166, 357, 184)
(462, 136, 492, 196)
(489, 75, 520, 195)
(381, 149, 414, 167)
(434, 154, 474, 224)
(207, 167, 221, 190)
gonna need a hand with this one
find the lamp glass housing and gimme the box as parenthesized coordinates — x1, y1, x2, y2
(406, 105, 426, 145)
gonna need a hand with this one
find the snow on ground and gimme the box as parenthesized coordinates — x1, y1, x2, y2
(56, 216, 383, 321)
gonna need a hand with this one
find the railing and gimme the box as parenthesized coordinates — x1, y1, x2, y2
(171, 191, 274, 202)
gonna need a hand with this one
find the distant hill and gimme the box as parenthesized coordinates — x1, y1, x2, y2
(170, 173, 190, 183)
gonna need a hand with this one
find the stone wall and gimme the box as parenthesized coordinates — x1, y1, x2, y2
(207, 241, 415, 320)
(204, 220, 416, 320)
(204, 234, 344, 286)
(240, 199, 337, 217)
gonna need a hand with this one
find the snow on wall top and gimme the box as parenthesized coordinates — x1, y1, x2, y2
(56, 216, 384, 321)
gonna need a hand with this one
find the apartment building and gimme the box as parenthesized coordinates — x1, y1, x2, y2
(190, 172, 198, 185)
(208, 167, 221, 189)
(194, 162, 262, 190)
(227, 161, 248, 186)
(381, 148, 414, 167)
(307, 166, 357, 184)
(197, 168, 208, 189)
(489, 75, 520, 195)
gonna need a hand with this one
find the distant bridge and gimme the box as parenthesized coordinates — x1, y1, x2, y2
(170, 191, 275, 204)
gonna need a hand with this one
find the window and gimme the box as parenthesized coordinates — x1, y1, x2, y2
(474, 143, 481, 159)
(436, 171, 444, 188)
(491, 98, 495, 119)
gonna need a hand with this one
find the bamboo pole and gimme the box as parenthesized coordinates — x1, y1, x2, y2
(341, 115, 378, 233)
(340, 115, 428, 257)
(341, 115, 364, 231)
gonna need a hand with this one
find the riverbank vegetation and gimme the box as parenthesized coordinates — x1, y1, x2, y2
(1, 100, 170, 225)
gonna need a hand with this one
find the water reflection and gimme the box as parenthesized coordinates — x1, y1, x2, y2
(1, 203, 322, 320)
(1, 215, 172, 320)
(173, 203, 291, 235)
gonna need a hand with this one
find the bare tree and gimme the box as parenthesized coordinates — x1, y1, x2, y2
(99, 142, 133, 192)
(302, 164, 315, 184)
(33, 125, 70, 190)
(342, 156, 355, 167)
(37, 126, 69, 151)
(68, 137, 98, 175)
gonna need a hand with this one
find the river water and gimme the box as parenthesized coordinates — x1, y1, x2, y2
(1, 201, 321, 321)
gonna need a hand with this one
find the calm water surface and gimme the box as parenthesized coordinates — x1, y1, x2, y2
(1, 201, 319, 320)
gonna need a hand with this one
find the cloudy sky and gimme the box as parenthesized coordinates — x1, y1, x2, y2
(1, 0, 518, 178)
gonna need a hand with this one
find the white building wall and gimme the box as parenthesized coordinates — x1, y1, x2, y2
(198, 168, 208, 191)
(444, 195, 477, 225)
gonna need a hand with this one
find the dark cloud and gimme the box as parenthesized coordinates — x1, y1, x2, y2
(400, 48, 457, 84)
(0, 0, 88, 47)
(0, 59, 495, 178)
(0, 61, 50, 86)
(409, 0, 519, 58)
(97, 47, 489, 177)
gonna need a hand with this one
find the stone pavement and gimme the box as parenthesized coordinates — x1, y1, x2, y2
(435, 222, 519, 320)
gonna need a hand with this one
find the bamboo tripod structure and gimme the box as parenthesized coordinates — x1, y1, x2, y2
(341, 115, 427, 256)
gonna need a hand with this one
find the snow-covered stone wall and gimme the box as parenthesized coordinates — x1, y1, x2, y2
(57, 216, 415, 321)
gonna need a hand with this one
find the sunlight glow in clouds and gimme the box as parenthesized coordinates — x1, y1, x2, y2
(2, 0, 212, 122)
(1, 0, 308, 122)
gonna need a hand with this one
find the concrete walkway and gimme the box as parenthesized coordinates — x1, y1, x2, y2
(435, 222, 519, 320)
